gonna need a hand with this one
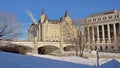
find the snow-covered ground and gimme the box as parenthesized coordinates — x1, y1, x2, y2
(33, 51, 120, 66)
(0, 52, 93, 68)
(0, 52, 120, 68)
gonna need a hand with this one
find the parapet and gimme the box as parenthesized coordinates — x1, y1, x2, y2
(89, 10, 118, 17)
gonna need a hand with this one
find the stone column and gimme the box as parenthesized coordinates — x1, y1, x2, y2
(33, 37, 38, 54)
(28, 30, 30, 40)
(107, 24, 111, 43)
(29, 31, 32, 41)
(102, 25, 105, 43)
(36, 28, 39, 41)
(113, 23, 117, 42)
(82, 26, 85, 38)
(38, 25, 41, 41)
(97, 25, 100, 43)
(60, 38, 64, 53)
(92, 26, 95, 43)
(87, 27, 90, 43)
(60, 24, 64, 53)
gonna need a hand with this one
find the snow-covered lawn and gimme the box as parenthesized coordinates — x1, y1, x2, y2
(0, 52, 120, 68)
(0, 52, 93, 68)
(33, 51, 120, 66)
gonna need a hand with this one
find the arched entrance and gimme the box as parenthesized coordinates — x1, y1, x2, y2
(38, 45, 59, 54)
(64, 45, 75, 51)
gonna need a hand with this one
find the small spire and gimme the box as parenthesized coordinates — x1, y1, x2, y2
(44, 16, 48, 21)
(65, 9, 69, 17)
(41, 9, 44, 15)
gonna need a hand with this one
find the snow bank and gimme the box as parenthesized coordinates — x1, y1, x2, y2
(0, 52, 120, 68)
(33, 52, 120, 66)
(0, 52, 93, 68)
(100, 59, 120, 68)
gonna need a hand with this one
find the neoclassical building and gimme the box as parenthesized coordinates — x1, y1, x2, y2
(28, 10, 78, 43)
(81, 10, 120, 52)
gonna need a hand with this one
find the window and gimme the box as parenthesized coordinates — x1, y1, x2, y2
(103, 17, 107, 20)
(104, 17, 107, 19)
(111, 46, 114, 49)
(118, 46, 120, 49)
(108, 16, 112, 19)
(93, 19, 96, 21)
(100, 46, 102, 51)
(105, 46, 108, 49)
(115, 15, 119, 19)
(117, 15, 119, 18)
(95, 46, 97, 51)
(98, 18, 101, 21)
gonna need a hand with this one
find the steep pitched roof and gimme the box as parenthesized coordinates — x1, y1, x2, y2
(64, 9, 69, 17)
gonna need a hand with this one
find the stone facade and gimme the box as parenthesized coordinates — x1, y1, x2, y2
(81, 10, 120, 52)
(28, 10, 78, 43)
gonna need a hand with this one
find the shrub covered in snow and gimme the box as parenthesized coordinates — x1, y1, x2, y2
(0, 44, 28, 54)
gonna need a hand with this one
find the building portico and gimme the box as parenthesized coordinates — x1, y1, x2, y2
(85, 23, 119, 44)
(81, 10, 120, 52)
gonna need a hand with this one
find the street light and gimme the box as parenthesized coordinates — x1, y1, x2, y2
(96, 50, 99, 66)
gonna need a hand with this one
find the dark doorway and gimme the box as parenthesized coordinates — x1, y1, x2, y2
(38, 45, 59, 54)
(100, 46, 102, 51)
(64, 45, 75, 51)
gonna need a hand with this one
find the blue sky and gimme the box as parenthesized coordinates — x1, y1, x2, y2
(0, 0, 120, 40)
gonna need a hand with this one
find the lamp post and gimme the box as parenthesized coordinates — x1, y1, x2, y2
(96, 50, 99, 66)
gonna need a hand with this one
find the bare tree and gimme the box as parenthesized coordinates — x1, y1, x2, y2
(0, 11, 22, 41)
(74, 19, 85, 57)
(61, 19, 84, 56)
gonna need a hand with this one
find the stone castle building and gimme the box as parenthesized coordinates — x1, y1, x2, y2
(81, 10, 120, 52)
(28, 10, 78, 44)
(28, 9, 120, 53)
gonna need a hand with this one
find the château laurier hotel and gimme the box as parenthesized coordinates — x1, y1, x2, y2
(28, 9, 120, 52)
(28, 10, 78, 43)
